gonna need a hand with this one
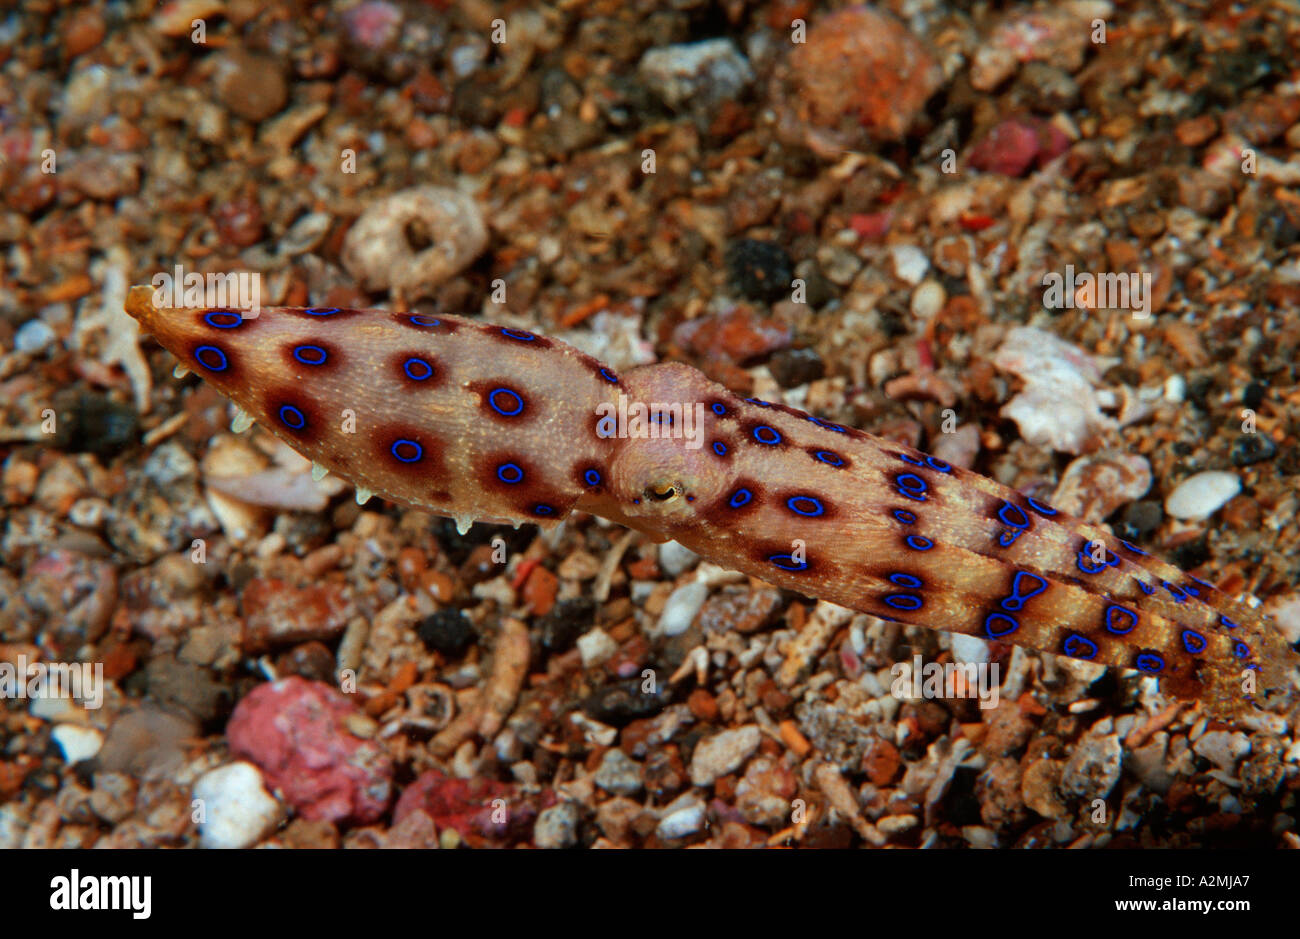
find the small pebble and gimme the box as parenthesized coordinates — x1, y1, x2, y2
(656, 791, 706, 840)
(50, 725, 103, 764)
(1192, 731, 1251, 772)
(533, 802, 580, 849)
(192, 762, 283, 849)
(593, 749, 644, 796)
(1164, 471, 1242, 520)
(576, 627, 618, 668)
(657, 540, 699, 578)
(726, 239, 793, 302)
(416, 610, 475, 656)
(657, 581, 709, 637)
(638, 39, 754, 127)
(688, 724, 761, 786)
(1230, 434, 1277, 467)
(341, 186, 487, 298)
(15, 319, 56, 353)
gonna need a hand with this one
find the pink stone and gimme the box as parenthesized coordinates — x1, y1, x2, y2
(226, 677, 392, 824)
(970, 117, 1070, 177)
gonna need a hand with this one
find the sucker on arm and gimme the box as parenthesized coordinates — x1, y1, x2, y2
(124, 285, 1298, 720)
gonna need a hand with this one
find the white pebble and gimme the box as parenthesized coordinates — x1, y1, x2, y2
(949, 633, 990, 664)
(656, 792, 706, 840)
(890, 244, 930, 285)
(910, 279, 946, 320)
(657, 540, 699, 577)
(688, 725, 761, 786)
(657, 581, 709, 636)
(1163, 374, 1185, 402)
(1192, 731, 1251, 772)
(192, 762, 283, 849)
(1164, 470, 1241, 520)
(576, 627, 619, 668)
(15, 319, 56, 353)
(51, 724, 103, 764)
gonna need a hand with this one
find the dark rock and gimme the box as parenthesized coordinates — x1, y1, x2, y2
(51, 389, 138, 457)
(537, 597, 594, 655)
(1231, 433, 1277, 467)
(416, 609, 475, 657)
(768, 347, 825, 389)
(726, 239, 793, 303)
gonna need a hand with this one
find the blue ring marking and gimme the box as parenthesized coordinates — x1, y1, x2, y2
(727, 488, 753, 509)
(712, 441, 728, 457)
(496, 462, 524, 485)
(893, 509, 917, 525)
(1063, 634, 1099, 660)
(1001, 571, 1048, 612)
(899, 453, 925, 467)
(787, 496, 824, 517)
(807, 416, 847, 433)
(896, 473, 928, 502)
(905, 535, 933, 551)
(583, 468, 602, 487)
(1183, 583, 1200, 597)
(402, 357, 434, 380)
(1189, 575, 1216, 591)
(532, 503, 555, 516)
(1161, 581, 1187, 603)
(1220, 615, 1239, 630)
(1181, 630, 1207, 654)
(499, 327, 536, 342)
(409, 314, 441, 327)
(1077, 546, 1119, 574)
(985, 612, 1019, 638)
(884, 594, 923, 611)
(488, 387, 524, 416)
(278, 405, 306, 430)
(1105, 605, 1138, 635)
(1118, 539, 1147, 556)
(294, 344, 329, 366)
(194, 345, 228, 372)
(1244, 664, 1261, 672)
(1137, 580, 1155, 595)
(768, 553, 809, 572)
(711, 403, 727, 416)
(813, 450, 844, 467)
(997, 501, 1029, 529)
(745, 397, 772, 408)
(926, 456, 952, 473)
(1135, 653, 1165, 674)
(876, 614, 899, 623)
(997, 530, 1024, 548)
(599, 367, 618, 384)
(391, 439, 423, 463)
(204, 311, 242, 328)
(1026, 496, 1057, 516)
(1233, 641, 1250, 659)
(888, 573, 923, 589)
(305, 307, 340, 316)
(752, 425, 782, 445)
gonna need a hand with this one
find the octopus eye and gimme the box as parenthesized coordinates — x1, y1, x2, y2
(645, 481, 681, 502)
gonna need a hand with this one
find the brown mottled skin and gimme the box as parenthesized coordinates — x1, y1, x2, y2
(126, 286, 1296, 718)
